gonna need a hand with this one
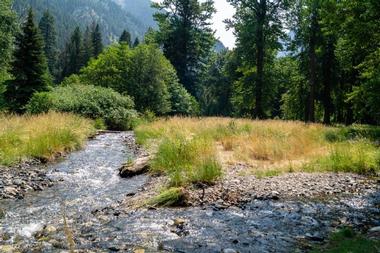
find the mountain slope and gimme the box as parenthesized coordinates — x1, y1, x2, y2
(13, 0, 151, 48)
(113, 0, 157, 29)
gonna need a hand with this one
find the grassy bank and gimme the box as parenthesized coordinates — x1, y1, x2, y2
(0, 112, 95, 166)
(311, 228, 380, 253)
(135, 117, 380, 205)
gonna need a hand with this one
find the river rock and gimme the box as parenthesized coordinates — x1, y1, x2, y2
(369, 226, 380, 233)
(0, 245, 15, 253)
(173, 218, 186, 226)
(4, 186, 18, 197)
(119, 156, 151, 178)
(222, 248, 238, 253)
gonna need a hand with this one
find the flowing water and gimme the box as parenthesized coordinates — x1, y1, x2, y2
(0, 132, 379, 252)
(0, 132, 147, 251)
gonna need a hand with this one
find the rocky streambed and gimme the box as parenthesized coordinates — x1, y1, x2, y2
(0, 132, 379, 252)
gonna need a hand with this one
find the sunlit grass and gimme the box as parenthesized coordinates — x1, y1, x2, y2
(136, 117, 380, 178)
(0, 112, 95, 165)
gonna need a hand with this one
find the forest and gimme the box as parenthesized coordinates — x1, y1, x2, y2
(0, 0, 379, 252)
(0, 0, 379, 125)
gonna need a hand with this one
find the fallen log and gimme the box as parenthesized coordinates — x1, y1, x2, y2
(119, 156, 151, 178)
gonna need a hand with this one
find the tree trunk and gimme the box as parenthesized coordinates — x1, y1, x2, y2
(307, 6, 318, 123)
(322, 37, 334, 125)
(254, 0, 266, 119)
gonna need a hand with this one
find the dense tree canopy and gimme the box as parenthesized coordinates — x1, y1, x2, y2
(0, 0, 17, 108)
(5, 9, 50, 112)
(80, 43, 198, 115)
(152, 0, 216, 97)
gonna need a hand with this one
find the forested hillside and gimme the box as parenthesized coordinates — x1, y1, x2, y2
(12, 0, 151, 47)
(113, 0, 157, 29)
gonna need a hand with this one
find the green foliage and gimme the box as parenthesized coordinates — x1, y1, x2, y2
(228, 0, 290, 119)
(60, 23, 104, 81)
(91, 23, 103, 57)
(26, 81, 137, 130)
(81, 43, 198, 116)
(119, 29, 132, 46)
(0, 0, 17, 88)
(311, 228, 380, 253)
(60, 27, 84, 79)
(199, 51, 233, 116)
(39, 10, 58, 78)
(153, 0, 216, 96)
(324, 125, 380, 143)
(5, 8, 51, 113)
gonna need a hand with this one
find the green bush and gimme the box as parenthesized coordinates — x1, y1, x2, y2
(81, 43, 198, 116)
(26, 82, 138, 130)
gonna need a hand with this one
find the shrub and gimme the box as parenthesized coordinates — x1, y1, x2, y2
(81, 43, 198, 116)
(26, 82, 138, 130)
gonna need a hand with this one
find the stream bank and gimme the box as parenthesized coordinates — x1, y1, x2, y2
(0, 132, 379, 252)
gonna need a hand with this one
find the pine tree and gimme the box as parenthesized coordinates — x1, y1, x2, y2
(91, 23, 103, 57)
(153, 0, 216, 96)
(133, 37, 140, 48)
(119, 30, 132, 46)
(5, 8, 50, 112)
(61, 27, 83, 79)
(39, 10, 58, 79)
(82, 26, 94, 65)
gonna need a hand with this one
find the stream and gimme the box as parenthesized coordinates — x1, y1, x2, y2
(0, 132, 379, 252)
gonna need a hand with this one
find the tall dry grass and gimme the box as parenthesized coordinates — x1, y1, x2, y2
(136, 117, 380, 178)
(0, 112, 95, 165)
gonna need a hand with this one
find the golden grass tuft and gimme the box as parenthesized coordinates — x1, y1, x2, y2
(0, 112, 95, 166)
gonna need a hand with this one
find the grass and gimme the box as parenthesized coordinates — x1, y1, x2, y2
(147, 187, 185, 207)
(136, 118, 380, 174)
(135, 118, 380, 205)
(311, 228, 380, 253)
(0, 112, 95, 166)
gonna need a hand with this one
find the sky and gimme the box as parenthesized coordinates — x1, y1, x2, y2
(151, 0, 236, 48)
(212, 0, 236, 48)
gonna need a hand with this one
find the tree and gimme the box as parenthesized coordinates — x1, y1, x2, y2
(0, 0, 17, 108)
(227, 0, 290, 119)
(39, 10, 58, 79)
(119, 29, 132, 46)
(82, 26, 94, 65)
(199, 51, 233, 116)
(81, 43, 198, 115)
(91, 23, 103, 57)
(5, 8, 50, 112)
(61, 27, 84, 79)
(152, 0, 216, 97)
(133, 37, 140, 47)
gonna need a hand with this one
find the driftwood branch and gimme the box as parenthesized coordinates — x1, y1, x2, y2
(119, 156, 151, 178)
